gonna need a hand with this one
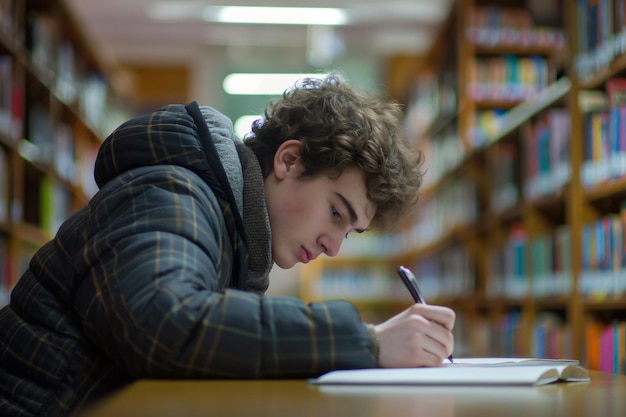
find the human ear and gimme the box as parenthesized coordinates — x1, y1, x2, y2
(273, 139, 302, 179)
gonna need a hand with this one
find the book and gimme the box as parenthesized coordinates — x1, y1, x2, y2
(441, 357, 580, 366)
(606, 78, 626, 107)
(309, 358, 591, 387)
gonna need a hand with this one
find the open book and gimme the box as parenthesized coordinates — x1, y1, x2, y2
(310, 358, 591, 387)
(442, 357, 581, 366)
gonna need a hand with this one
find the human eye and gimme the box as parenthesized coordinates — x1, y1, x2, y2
(331, 206, 342, 220)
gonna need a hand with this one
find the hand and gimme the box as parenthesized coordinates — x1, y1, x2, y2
(374, 304, 455, 368)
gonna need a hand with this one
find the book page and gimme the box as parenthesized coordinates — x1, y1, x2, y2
(555, 365, 591, 382)
(311, 365, 565, 386)
(444, 357, 580, 366)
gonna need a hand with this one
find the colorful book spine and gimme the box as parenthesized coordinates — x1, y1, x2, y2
(580, 208, 626, 298)
(467, 5, 564, 48)
(580, 81, 626, 186)
(489, 141, 519, 212)
(39, 176, 72, 237)
(586, 318, 626, 374)
(502, 223, 528, 299)
(0, 54, 13, 138)
(523, 109, 571, 198)
(468, 56, 551, 104)
(533, 313, 573, 360)
(576, 0, 626, 78)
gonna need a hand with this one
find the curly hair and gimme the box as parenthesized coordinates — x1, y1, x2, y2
(244, 75, 424, 233)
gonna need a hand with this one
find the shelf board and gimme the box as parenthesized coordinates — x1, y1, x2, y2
(0, 220, 10, 234)
(527, 186, 568, 209)
(583, 298, 626, 311)
(417, 110, 458, 140)
(477, 296, 525, 312)
(401, 223, 478, 260)
(474, 44, 561, 56)
(316, 255, 392, 267)
(533, 296, 570, 310)
(483, 203, 524, 231)
(584, 176, 626, 202)
(579, 52, 626, 90)
(0, 130, 17, 148)
(351, 299, 412, 312)
(12, 222, 50, 246)
(484, 77, 571, 145)
(473, 98, 521, 110)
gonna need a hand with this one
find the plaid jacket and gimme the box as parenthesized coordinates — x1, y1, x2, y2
(0, 102, 376, 417)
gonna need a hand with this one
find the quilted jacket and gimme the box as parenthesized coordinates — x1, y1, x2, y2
(0, 102, 376, 417)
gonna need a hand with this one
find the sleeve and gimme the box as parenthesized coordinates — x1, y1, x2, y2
(73, 165, 377, 379)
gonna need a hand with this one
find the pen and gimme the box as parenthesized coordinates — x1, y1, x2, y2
(397, 265, 454, 364)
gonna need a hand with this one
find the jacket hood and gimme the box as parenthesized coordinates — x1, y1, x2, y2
(94, 101, 251, 290)
(94, 103, 236, 193)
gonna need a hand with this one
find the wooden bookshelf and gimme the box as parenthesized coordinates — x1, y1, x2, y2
(0, 0, 129, 306)
(301, 0, 626, 373)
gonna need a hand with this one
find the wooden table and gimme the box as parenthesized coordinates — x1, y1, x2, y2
(79, 371, 626, 417)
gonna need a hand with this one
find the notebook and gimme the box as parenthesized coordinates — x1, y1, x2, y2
(309, 358, 591, 387)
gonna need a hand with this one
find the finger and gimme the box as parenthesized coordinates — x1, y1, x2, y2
(421, 321, 454, 356)
(402, 318, 453, 364)
(403, 309, 453, 348)
(411, 304, 456, 330)
(416, 333, 449, 366)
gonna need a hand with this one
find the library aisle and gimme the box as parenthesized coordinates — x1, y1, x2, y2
(0, 1, 129, 306)
(300, 0, 626, 375)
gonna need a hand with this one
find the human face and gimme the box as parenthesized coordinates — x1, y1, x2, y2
(264, 140, 375, 269)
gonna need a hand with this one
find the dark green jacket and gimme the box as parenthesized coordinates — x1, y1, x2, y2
(0, 102, 376, 417)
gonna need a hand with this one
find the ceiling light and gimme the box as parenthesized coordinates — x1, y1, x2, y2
(148, 2, 203, 20)
(223, 73, 330, 95)
(351, 2, 451, 23)
(204, 6, 347, 26)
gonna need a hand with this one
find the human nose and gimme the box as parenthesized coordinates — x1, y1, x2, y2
(318, 230, 344, 257)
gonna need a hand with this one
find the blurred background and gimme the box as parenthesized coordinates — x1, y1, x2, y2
(65, 0, 453, 124)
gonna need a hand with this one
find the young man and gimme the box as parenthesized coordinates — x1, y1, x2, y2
(0, 76, 455, 416)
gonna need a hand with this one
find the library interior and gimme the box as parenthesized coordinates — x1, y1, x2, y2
(1, 0, 626, 416)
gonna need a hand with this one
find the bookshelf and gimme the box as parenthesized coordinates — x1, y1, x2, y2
(569, 0, 626, 375)
(301, 0, 626, 374)
(0, 0, 129, 306)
